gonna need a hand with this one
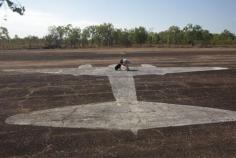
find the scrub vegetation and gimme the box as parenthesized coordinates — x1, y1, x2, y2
(1, 23, 236, 49)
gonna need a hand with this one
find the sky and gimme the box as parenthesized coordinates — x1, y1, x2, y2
(0, 0, 236, 37)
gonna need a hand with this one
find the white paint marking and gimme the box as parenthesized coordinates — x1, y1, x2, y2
(108, 76, 137, 102)
(4, 65, 233, 134)
(6, 102, 236, 134)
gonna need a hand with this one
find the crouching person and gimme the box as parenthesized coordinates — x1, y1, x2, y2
(115, 58, 131, 71)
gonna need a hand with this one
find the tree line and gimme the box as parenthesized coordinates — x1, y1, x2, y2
(1, 23, 236, 49)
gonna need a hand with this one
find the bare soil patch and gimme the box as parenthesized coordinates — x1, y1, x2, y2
(0, 48, 236, 158)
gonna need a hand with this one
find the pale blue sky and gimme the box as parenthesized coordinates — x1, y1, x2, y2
(1, 0, 236, 37)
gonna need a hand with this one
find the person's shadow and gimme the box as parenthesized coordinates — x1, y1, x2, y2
(127, 69, 138, 72)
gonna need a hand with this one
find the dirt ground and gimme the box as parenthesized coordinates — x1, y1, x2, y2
(0, 48, 236, 158)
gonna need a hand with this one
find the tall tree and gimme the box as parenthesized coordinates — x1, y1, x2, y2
(121, 29, 132, 47)
(0, 26, 9, 39)
(166, 26, 183, 44)
(44, 26, 61, 48)
(112, 28, 122, 45)
(96, 23, 114, 47)
(81, 27, 90, 47)
(221, 30, 235, 41)
(133, 27, 148, 45)
(0, 0, 25, 15)
(66, 25, 81, 48)
(183, 24, 211, 45)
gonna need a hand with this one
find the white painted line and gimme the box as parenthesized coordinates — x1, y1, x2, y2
(108, 76, 137, 102)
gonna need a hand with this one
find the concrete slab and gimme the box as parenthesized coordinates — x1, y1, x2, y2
(6, 101, 236, 134)
(4, 65, 228, 77)
(5, 65, 234, 134)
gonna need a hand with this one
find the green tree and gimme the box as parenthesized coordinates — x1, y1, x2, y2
(96, 23, 114, 47)
(133, 27, 148, 45)
(67, 27, 81, 48)
(56, 25, 67, 47)
(220, 29, 235, 44)
(201, 30, 212, 45)
(44, 34, 58, 48)
(0, 26, 9, 49)
(0, 26, 9, 39)
(211, 30, 235, 45)
(23, 36, 41, 49)
(166, 26, 183, 44)
(1, 22, 236, 49)
(81, 27, 90, 47)
(147, 32, 160, 45)
(44, 26, 60, 48)
(0, 0, 25, 15)
(183, 24, 195, 45)
(147, 32, 154, 45)
(158, 31, 168, 44)
(152, 33, 160, 44)
(44, 25, 81, 48)
(121, 29, 132, 47)
(112, 28, 122, 46)
(183, 24, 211, 46)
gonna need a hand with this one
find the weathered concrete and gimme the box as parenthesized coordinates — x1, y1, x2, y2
(108, 76, 137, 102)
(5, 65, 235, 134)
(4, 65, 227, 77)
(6, 101, 236, 134)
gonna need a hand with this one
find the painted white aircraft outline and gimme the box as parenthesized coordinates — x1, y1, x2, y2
(5, 65, 236, 134)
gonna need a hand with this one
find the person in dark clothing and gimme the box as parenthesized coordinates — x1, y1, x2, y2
(115, 63, 122, 71)
(115, 58, 131, 71)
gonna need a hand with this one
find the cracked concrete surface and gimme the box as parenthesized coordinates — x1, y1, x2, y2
(108, 76, 137, 102)
(6, 101, 236, 134)
(5, 64, 236, 134)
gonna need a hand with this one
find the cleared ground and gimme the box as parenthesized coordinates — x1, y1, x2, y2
(0, 48, 236, 158)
